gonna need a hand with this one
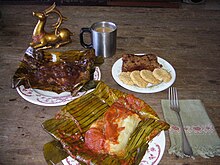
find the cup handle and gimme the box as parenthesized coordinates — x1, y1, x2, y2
(80, 28, 93, 48)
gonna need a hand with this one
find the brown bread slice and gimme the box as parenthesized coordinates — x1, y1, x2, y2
(122, 54, 162, 72)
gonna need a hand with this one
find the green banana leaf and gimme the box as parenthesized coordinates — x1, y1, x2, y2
(42, 82, 169, 164)
(43, 140, 69, 165)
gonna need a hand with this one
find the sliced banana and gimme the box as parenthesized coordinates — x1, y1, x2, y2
(119, 72, 134, 85)
(140, 70, 161, 85)
(153, 68, 171, 83)
(130, 71, 148, 88)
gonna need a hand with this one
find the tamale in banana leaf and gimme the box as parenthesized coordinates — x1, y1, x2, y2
(12, 48, 103, 95)
(42, 82, 170, 164)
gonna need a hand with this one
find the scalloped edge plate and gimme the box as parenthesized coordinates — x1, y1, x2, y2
(16, 66, 101, 106)
(62, 131, 165, 165)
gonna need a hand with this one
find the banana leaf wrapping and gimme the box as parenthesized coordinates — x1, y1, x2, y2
(12, 48, 104, 95)
(42, 82, 170, 165)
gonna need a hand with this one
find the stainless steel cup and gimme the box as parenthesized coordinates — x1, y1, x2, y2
(80, 21, 117, 58)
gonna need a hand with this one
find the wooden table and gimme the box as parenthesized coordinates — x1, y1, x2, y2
(0, 4, 219, 165)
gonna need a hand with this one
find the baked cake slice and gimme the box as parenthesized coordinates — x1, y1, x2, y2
(122, 54, 162, 72)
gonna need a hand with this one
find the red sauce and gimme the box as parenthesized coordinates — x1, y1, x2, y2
(84, 127, 106, 153)
(104, 103, 135, 143)
(84, 94, 139, 154)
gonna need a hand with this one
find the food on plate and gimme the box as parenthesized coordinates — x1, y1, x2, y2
(119, 53, 172, 88)
(118, 72, 134, 85)
(12, 48, 102, 95)
(140, 70, 161, 85)
(122, 53, 162, 72)
(42, 82, 170, 165)
(85, 100, 141, 157)
(153, 68, 171, 83)
(130, 70, 148, 88)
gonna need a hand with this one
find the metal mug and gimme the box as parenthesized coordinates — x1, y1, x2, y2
(80, 21, 117, 58)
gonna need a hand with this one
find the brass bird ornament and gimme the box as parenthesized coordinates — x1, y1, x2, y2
(30, 3, 73, 50)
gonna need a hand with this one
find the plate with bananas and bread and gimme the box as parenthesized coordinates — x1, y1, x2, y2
(112, 53, 176, 93)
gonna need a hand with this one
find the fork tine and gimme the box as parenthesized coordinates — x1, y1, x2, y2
(173, 87, 179, 109)
(173, 87, 176, 108)
(169, 87, 171, 107)
(169, 88, 171, 104)
(169, 87, 173, 108)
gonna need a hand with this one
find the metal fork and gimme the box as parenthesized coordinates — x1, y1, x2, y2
(169, 87, 193, 157)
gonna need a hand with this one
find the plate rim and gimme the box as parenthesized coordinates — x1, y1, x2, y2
(16, 66, 101, 106)
(111, 55, 176, 93)
(61, 131, 166, 165)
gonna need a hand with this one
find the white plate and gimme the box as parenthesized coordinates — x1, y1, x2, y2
(62, 131, 165, 165)
(16, 67, 101, 106)
(112, 56, 176, 93)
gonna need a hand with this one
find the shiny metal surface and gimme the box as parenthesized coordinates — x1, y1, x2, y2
(80, 21, 117, 58)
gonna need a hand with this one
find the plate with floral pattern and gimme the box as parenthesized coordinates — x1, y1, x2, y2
(62, 131, 165, 165)
(16, 67, 101, 106)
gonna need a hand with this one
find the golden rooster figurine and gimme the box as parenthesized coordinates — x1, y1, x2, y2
(30, 3, 73, 50)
